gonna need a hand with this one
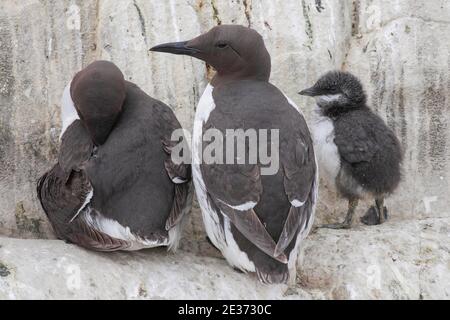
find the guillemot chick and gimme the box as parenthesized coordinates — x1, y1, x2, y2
(37, 61, 192, 251)
(300, 70, 402, 228)
(151, 25, 318, 284)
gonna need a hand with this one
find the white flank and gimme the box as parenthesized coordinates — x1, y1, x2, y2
(70, 190, 93, 223)
(193, 84, 255, 272)
(60, 81, 80, 139)
(311, 106, 341, 183)
(82, 209, 169, 251)
(218, 200, 257, 211)
(291, 199, 305, 207)
(73, 189, 184, 251)
(193, 83, 226, 252)
(222, 218, 256, 272)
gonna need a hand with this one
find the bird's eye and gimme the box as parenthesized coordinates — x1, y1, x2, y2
(329, 86, 338, 92)
(216, 42, 228, 49)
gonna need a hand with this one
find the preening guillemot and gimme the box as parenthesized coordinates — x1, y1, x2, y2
(300, 71, 402, 228)
(37, 61, 192, 251)
(151, 25, 318, 284)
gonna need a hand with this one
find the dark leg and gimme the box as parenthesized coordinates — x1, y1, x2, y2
(319, 198, 359, 229)
(361, 197, 388, 226)
(376, 197, 387, 224)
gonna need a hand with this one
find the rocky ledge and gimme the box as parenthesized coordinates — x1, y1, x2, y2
(0, 217, 448, 300)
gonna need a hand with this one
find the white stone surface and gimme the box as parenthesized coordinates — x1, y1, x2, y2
(298, 217, 450, 299)
(0, 218, 448, 299)
(0, 237, 291, 300)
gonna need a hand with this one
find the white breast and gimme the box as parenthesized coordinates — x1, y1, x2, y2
(284, 94, 305, 116)
(60, 81, 80, 138)
(195, 84, 216, 123)
(311, 107, 341, 184)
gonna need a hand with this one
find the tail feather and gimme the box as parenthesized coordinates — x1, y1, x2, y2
(256, 267, 290, 285)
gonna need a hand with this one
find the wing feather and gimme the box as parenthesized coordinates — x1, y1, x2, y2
(162, 139, 192, 231)
(334, 120, 377, 164)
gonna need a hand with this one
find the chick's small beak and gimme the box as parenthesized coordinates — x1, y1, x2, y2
(298, 87, 317, 97)
(149, 41, 200, 56)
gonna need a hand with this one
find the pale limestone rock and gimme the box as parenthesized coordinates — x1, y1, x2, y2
(0, 0, 98, 238)
(297, 218, 449, 299)
(0, 218, 447, 299)
(0, 236, 292, 300)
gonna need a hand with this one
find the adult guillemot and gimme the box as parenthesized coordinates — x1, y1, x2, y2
(37, 60, 192, 251)
(151, 25, 318, 284)
(300, 70, 402, 228)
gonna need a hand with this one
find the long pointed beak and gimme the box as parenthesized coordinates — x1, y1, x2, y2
(298, 87, 317, 97)
(149, 41, 200, 56)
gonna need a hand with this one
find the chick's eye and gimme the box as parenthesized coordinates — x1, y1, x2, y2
(216, 42, 228, 49)
(329, 86, 338, 92)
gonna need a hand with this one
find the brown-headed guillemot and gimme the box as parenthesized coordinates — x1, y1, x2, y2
(151, 25, 318, 284)
(37, 61, 192, 251)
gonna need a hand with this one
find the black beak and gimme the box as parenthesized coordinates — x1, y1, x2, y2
(149, 41, 200, 56)
(298, 87, 317, 97)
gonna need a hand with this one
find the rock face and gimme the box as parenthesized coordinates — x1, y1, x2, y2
(0, 237, 289, 300)
(0, 218, 448, 299)
(0, 0, 449, 299)
(299, 218, 449, 299)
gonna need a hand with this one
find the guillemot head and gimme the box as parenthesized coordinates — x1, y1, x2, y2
(150, 25, 271, 85)
(299, 71, 366, 110)
(70, 60, 126, 145)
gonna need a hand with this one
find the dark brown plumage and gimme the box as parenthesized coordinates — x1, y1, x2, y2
(151, 25, 317, 284)
(37, 61, 192, 251)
